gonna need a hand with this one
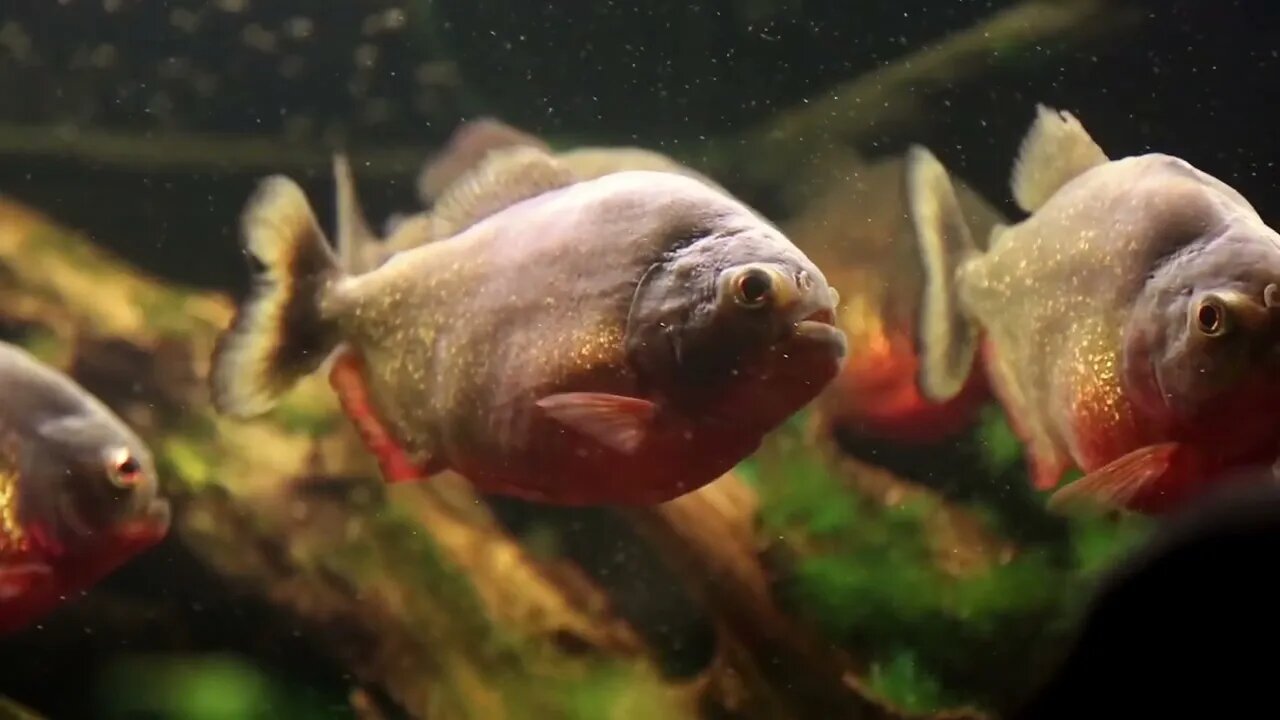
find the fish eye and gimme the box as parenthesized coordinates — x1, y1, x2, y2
(1194, 296, 1229, 337)
(734, 268, 773, 309)
(105, 447, 143, 489)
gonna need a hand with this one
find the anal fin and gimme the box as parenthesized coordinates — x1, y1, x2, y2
(1046, 442, 1180, 514)
(328, 349, 436, 484)
(1030, 447, 1071, 492)
(0, 562, 53, 601)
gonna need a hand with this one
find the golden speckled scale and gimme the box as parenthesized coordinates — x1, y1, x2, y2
(0, 430, 25, 557)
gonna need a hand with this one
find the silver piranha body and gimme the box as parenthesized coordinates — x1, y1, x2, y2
(211, 145, 846, 506)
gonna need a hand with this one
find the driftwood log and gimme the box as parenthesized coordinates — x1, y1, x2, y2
(0, 195, 1011, 720)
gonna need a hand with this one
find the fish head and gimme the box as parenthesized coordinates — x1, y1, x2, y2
(26, 415, 170, 555)
(1127, 214, 1280, 423)
(625, 211, 847, 426)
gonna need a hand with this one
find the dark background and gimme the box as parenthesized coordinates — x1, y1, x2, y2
(0, 0, 1273, 298)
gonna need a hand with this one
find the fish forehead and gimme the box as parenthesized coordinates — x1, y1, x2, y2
(473, 169, 750, 231)
(0, 343, 147, 466)
(0, 343, 86, 431)
(366, 169, 776, 304)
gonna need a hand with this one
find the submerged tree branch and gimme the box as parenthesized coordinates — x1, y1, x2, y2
(0, 198, 676, 719)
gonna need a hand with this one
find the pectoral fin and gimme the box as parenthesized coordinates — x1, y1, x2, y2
(0, 562, 53, 601)
(537, 393, 657, 454)
(1046, 442, 1180, 513)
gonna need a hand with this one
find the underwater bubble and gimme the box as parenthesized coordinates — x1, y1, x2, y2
(241, 23, 278, 53)
(214, 0, 249, 14)
(354, 43, 379, 71)
(283, 16, 314, 41)
(169, 8, 200, 34)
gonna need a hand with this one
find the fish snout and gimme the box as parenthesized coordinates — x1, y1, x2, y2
(1257, 282, 1280, 336)
(1263, 282, 1280, 336)
(119, 497, 172, 542)
(787, 277, 847, 358)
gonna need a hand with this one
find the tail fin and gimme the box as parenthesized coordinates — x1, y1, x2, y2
(904, 144, 982, 403)
(211, 176, 343, 418)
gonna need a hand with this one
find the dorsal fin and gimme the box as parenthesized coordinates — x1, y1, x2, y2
(428, 145, 578, 239)
(332, 154, 380, 274)
(1010, 104, 1110, 214)
(417, 117, 551, 205)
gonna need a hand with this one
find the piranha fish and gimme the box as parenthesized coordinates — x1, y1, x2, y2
(0, 340, 170, 634)
(906, 103, 1280, 514)
(410, 120, 1000, 445)
(783, 155, 1003, 444)
(341, 117, 728, 274)
(209, 145, 847, 506)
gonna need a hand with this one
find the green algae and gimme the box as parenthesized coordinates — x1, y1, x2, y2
(745, 408, 1154, 713)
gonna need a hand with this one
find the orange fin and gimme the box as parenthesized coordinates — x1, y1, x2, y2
(0, 562, 53, 601)
(1046, 442, 1180, 513)
(1031, 450, 1071, 491)
(536, 392, 657, 454)
(329, 350, 435, 484)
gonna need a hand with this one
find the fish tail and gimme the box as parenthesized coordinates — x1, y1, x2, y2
(904, 144, 983, 403)
(211, 176, 343, 418)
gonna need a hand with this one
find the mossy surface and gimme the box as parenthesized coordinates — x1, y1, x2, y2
(738, 409, 1153, 714)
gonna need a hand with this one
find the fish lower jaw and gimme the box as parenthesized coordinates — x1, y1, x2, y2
(791, 320, 848, 358)
(117, 499, 172, 542)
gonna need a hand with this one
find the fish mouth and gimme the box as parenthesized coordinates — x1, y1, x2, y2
(118, 498, 172, 542)
(791, 307, 847, 357)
